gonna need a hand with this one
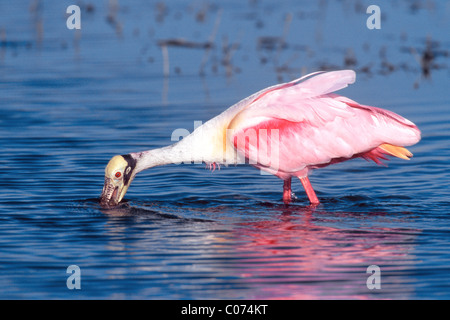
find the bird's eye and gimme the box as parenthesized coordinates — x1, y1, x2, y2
(115, 172, 122, 178)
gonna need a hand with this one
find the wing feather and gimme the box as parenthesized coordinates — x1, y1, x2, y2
(227, 70, 420, 176)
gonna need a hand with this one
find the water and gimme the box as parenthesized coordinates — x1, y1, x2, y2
(1, 0, 450, 299)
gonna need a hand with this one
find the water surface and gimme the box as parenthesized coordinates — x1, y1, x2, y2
(1, 0, 450, 299)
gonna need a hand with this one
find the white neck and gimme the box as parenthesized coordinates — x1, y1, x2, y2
(131, 143, 186, 174)
(131, 136, 235, 174)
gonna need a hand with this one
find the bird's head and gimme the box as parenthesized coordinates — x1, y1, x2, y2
(100, 154, 137, 207)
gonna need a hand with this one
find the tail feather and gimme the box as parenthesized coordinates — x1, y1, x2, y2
(378, 143, 413, 160)
(361, 143, 413, 165)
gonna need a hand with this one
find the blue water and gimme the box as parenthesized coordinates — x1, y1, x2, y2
(1, 0, 450, 299)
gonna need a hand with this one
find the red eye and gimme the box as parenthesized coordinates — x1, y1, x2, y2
(115, 172, 122, 178)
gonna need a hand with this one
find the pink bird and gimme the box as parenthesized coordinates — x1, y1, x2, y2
(100, 70, 421, 207)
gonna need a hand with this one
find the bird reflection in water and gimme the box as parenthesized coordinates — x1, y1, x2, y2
(229, 206, 418, 299)
(97, 200, 419, 299)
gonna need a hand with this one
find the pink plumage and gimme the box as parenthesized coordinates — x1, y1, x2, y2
(229, 70, 421, 204)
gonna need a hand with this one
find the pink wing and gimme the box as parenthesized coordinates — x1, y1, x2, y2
(228, 70, 421, 179)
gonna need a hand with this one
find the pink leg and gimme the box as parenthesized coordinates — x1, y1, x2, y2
(299, 176, 320, 205)
(282, 178, 292, 204)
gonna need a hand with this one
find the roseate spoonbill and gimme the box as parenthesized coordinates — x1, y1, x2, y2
(100, 70, 420, 207)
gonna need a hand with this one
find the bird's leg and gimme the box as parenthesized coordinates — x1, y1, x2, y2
(299, 176, 320, 205)
(282, 178, 292, 204)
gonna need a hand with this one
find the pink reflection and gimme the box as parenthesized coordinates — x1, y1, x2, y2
(230, 207, 419, 299)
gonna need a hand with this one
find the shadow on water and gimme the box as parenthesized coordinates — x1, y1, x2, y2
(76, 198, 214, 223)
